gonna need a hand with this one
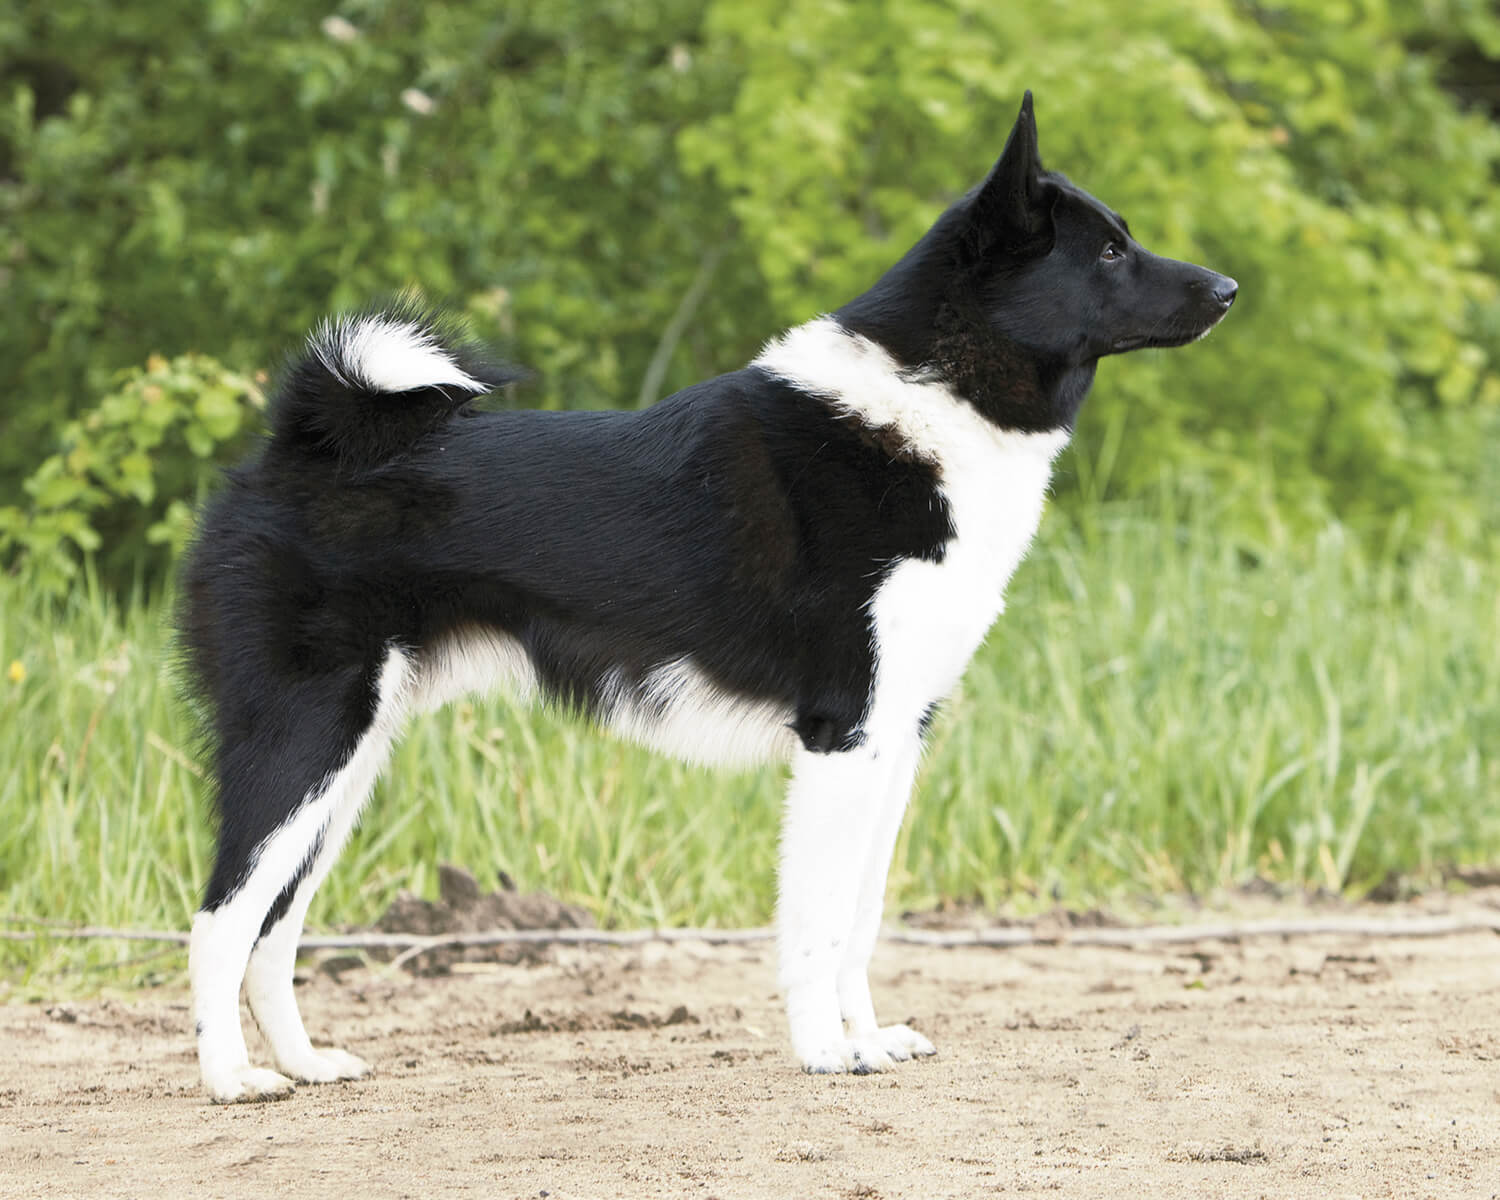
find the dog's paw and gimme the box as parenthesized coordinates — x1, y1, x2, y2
(799, 1037, 897, 1076)
(282, 1047, 371, 1085)
(870, 1023, 936, 1062)
(206, 1066, 296, 1105)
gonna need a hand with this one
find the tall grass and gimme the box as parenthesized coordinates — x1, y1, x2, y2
(2, 489, 1497, 986)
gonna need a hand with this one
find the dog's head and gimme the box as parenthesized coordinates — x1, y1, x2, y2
(963, 91, 1236, 363)
(838, 92, 1237, 431)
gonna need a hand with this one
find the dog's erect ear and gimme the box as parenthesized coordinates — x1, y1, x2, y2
(968, 90, 1052, 256)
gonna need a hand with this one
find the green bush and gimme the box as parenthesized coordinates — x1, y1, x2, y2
(0, 354, 263, 594)
(0, 0, 766, 486)
(2, 0, 1497, 579)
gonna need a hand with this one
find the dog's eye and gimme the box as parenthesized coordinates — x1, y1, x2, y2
(1100, 242, 1125, 263)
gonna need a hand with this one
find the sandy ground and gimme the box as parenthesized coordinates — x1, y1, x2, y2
(4, 898, 1500, 1200)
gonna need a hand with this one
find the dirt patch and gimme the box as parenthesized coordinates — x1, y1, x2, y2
(5, 893, 1500, 1198)
(372, 864, 595, 970)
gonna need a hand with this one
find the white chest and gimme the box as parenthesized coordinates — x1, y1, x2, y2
(753, 316, 1069, 742)
(864, 424, 1065, 738)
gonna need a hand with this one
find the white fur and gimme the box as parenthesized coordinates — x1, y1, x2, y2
(311, 314, 487, 395)
(777, 742, 900, 1073)
(605, 656, 798, 768)
(193, 649, 412, 1103)
(759, 317, 1068, 1072)
(410, 628, 538, 713)
(413, 635, 794, 767)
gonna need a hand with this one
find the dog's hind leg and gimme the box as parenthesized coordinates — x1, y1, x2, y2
(835, 731, 936, 1063)
(243, 656, 409, 1085)
(191, 791, 334, 1104)
(191, 649, 410, 1104)
(778, 742, 912, 1075)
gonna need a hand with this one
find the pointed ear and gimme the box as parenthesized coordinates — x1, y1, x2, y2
(968, 90, 1052, 255)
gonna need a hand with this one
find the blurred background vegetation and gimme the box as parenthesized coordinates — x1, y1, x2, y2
(2, 0, 1498, 962)
(4, 0, 1499, 585)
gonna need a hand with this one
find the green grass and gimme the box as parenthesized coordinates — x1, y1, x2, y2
(3, 487, 1497, 988)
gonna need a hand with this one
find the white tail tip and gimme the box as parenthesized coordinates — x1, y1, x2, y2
(310, 314, 487, 395)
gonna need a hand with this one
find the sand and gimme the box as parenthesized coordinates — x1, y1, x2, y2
(4, 893, 1500, 1199)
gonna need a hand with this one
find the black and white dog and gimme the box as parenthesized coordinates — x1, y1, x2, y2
(181, 93, 1235, 1102)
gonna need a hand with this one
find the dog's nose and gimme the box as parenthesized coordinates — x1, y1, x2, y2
(1212, 277, 1238, 309)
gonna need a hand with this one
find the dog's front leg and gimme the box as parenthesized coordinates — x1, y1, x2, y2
(778, 742, 909, 1074)
(835, 733, 937, 1064)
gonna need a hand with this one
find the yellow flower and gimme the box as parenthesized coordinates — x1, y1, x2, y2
(7, 660, 24, 684)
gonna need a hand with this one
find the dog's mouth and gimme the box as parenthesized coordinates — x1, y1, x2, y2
(1110, 327, 1210, 353)
(1111, 309, 1233, 354)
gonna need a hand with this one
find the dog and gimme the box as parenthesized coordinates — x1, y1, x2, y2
(180, 91, 1235, 1102)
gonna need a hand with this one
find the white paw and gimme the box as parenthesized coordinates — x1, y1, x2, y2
(282, 1047, 371, 1085)
(206, 1066, 295, 1105)
(799, 1037, 897, 1076)
(870, 1023, 936, 1062)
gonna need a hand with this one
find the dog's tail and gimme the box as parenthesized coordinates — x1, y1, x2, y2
(267, 300, 523, 469)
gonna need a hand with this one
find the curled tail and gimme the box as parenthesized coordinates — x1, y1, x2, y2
(268, 300, 524, 469)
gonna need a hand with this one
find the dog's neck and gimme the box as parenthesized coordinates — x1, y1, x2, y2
(927, 296, 1095, 434)
(834, 232, 1094, 436)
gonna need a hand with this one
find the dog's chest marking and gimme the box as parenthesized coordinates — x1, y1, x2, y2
(867, 419, 1064, 737)
(756, 318, 1068, 737)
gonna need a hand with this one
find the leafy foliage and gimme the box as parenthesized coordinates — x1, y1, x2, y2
(0, 1, 765, 480)
(1, 0, 1497, 587)
(0, 355, 263, 594)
